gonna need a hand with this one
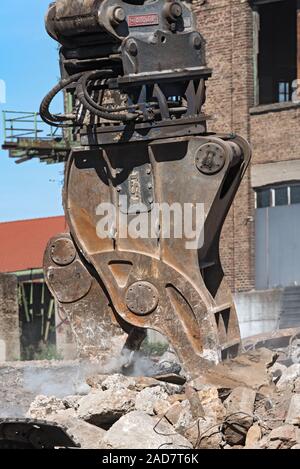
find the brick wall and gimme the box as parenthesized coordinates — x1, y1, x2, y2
(193, 0, 255, 291)
(250, 105, 300, 165)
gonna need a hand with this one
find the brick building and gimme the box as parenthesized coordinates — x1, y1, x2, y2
(193, 0, 300, 296)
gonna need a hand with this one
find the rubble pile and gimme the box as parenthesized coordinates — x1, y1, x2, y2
(27, 348, 300, 449)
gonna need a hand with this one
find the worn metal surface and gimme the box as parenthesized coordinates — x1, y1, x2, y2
(44, 233, 138, 358)
(42, 0, 251, 378)
(53, 135, 250, 377)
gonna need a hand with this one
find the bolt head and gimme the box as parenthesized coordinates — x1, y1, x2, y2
(193, 34, 202, 50)
(113, 7, 125, 23)
(126, 40, 138, 56)
(170, 3, 182, 18)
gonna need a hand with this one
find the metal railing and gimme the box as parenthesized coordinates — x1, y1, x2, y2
(2, 110, 62, 142)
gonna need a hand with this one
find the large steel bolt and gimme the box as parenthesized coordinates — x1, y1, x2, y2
(126, 39, 138, 57)
(192, 34, 202, 50)
(50, 238, 76, 266)
(195, 143, 226, 175)
(170, 2, 182, 18)
(125, 281, 159, 316)
(113, 7, 125, 23)
(164, 2, 182, 21)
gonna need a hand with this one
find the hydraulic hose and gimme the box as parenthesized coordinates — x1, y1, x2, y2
(76, 70, 141, 122)
(39, 72, 84, 126)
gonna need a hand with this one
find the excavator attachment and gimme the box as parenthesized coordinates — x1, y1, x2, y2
(41, 0, 251, 378)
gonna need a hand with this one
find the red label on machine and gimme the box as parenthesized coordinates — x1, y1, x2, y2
(128, 14, 159, 27)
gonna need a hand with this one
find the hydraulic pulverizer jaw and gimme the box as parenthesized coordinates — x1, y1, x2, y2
(42, 0, 251, 378)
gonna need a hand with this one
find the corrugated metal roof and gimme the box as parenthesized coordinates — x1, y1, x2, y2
(0, 216, 67, 273)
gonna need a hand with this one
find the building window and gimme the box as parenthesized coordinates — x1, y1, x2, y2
(255, 183, 300, 208)
(278, 81, 291, 103)
(254, 0, 297, 105)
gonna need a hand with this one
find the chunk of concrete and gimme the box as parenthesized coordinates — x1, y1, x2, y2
(52, 413, 106, 449)
(135, 386, 168, 415)
(184, 416, 223, 449)
(63, 395, 81, 410)
(223, 387, 256, 446)
(101, 374, 136, 392)
(245, 423, 262, 448)
(197, 385, 226, 422)
(77, 389, 136, 427)
(190, 349, 275, 392)
(153, 399, 172, 416)
(102, 411, 192, 449)
(27, 395, 65, 420)
(277, 364, 300, 391)
(285, 394, 300, 425)
(259, 424, 299, 449)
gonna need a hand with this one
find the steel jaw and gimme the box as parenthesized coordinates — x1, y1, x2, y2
(44, 134, 251, 379)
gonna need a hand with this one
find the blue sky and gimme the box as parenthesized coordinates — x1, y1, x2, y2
(0, 1, 64, 222)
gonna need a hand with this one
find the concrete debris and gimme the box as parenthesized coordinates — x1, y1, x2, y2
(259, 425, 300, 450)
(17, 346, 300, 450)
(268, 362, 287, 384)
(87, 373, 182, 394)
(245, 423, 262, 448)
(153, 399, 172, 416)
(293, 377, 300, 393)
(77, 389, 136, 427)
(102, 411, 192, 449)
(135, 386, 169, 415)
(62, 395, 81, 410)
(156, 351, 182, 376)
(190, 348, 276, 392)
(87, 374, 135, 392)
(223, 387, 256, 446)
(198, 417, 223, 449)
(184, 416, 223, 449)
(285, 394, 300, 425)
(170, 400, 194, 435)
(197, 385, 226, 422)
(51, 413, 106, 449)
(27, 396, 66, 420)
(276, 364, 300, 391)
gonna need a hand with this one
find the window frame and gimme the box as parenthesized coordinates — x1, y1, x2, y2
(252, 0, 298, 107)
(254, 182, 300, 209)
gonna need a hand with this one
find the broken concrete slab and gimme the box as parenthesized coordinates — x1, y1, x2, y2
(171, 400, 194, 435)
(135, 386, 169, 415)
(50, 412, 106, 449)
(102, 411, 192, 449)
(190, 349, 276, 393)
(285, 394, 300, 425)
(223, 387, 256, 446)
(245, 423, 262, 448)
(184, 416, 223, 449)
(277, 364, 300, 391)
(101, 374, 136, 392)
(77, 389, 136, 427)
(27, 395, 66, 420)
(62, 395, 81, 410)
(153, 399, 172, 416)
(197, 385, 226, 422)
(259, 424, 300, 449)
